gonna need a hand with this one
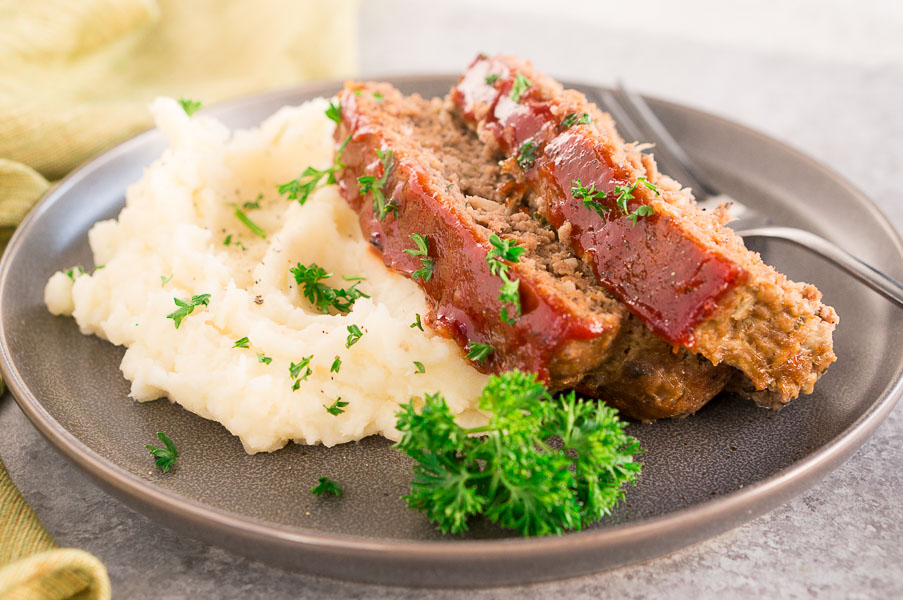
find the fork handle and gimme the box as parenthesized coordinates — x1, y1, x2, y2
(739, 227, 903, 309)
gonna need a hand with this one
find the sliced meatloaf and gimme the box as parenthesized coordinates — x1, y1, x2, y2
(333, 82, 732, 420)
(450, 54, 838, 407)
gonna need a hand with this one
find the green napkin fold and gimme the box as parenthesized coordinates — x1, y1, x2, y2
(0, 460, 110, 599)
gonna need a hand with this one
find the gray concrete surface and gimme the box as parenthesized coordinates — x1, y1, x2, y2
(3, 2, 903, 597)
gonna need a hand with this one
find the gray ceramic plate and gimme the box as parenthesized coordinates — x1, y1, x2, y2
(1, 77, 902, 588)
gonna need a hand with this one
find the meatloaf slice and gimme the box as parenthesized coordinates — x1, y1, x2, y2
(450, 54, 838, 407)
(334, 82, 732, 420)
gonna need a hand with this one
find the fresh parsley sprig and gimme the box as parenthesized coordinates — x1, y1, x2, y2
(166, 294, 211, 329)
(178, 98, 202, 116)
(403, 233, 434, 281)
(510, 73, 531, 103)
(465, 341, 494, 363)
(290, 263, 369, 315)
(312, 476, 343, 497)
(346, 324, 363, 347)
(324, 397, 349, 416)
(146, 432, 179, 473)
(485, 235, 524, 324)
(516, 141, 537, 170)
(561, 112, 592, 130)
(357, 148, 397, 221)
(289, 355, 313, 389)
(394, 371, 642, 536)
(326, 100, 342, 125)
(571, 179, 610, 218)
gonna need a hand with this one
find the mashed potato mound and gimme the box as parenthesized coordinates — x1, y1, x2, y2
(45, 97, 489, 453)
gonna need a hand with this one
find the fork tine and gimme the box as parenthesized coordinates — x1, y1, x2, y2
(614, 81, 719, 199)
(591, 89, 647, 147)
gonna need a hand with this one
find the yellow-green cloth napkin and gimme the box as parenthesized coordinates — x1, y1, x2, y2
(1, 460, 110, 599)
(0, 0, 357, 594)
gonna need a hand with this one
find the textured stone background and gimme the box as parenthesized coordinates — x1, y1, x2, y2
(3, 1, 902, 597)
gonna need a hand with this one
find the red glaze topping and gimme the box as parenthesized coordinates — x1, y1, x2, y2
(453, 56, 745, 345)
(335, 87, 611, 381)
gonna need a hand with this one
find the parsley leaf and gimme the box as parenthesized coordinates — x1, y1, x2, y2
(330, 356, 342, 373)
(166, 294, 211, 329)
(277, 165, 335, 205)
(160, 274, 173, 287)
(516, 141, 537, 170)
(485, 73, 500, 85)
(178, 98, 202, 116)
(358, 148, 397, 221)
(510, 73, 531, 103)
(312, 476, 343, 497)
(233, 206, 266, 238)
(571, 179, 610, 217)
(485, 235, 524, 324)
(626, 204, 655, 225)
(346, 324, 363, 347)
(498, 276, 521, 325)
(146, 432, 179, 473)
(290, 263, 369, 314)
(326, 100, 342, 125)
(403, 233, 434, 281)
(413, 361, 425, 374)
(410, 313, 424, 331)
(65, 266, 84, 281)
(257, 353, 272, 365)
(373, 92, 384, 101)
(324, 396, 349, 415)
(394, 371, 642, 536)
(561, 112, 592, 130)
(233, 336, 250, 348)
(242, 194, 263, 210)
(289, 355, 313, 382)
(465, 341, 494, 363)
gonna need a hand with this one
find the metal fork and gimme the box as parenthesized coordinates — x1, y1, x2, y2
(594, 84, 903, 309)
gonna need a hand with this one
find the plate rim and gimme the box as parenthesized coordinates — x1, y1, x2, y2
(2, 75, 902, 583)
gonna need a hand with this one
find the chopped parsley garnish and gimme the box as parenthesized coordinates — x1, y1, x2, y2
(346, 324, 363, 347)
(403, 233, 434, 281)
(561, 112, 592, 130)
(233, 206, 266, 238)
(510, 72, 531, 103)
(166, 294, 211, 329)
(233, 336, 250, 348)
(516, 141, 537, 170)
(465, 341, 494, 363)
(410, 313, 424, 331)
(65, 266, 84, 281)
(312, 476, 343, 497)
(242, 194, 263, 210)
(330, 356, 342, 373)
(325, 100, 342, 125)
(394, 370, 642, 536)
(257, 353, 272, 365)
(324, 396, 348, 415)
(223, 234, 247, 251)
(571, 179, 610, 217)
(373, 92, 384, 101)
(289, 355, 313, 385)
(145, 432, 179, 473)
(290, 263, 369, 314)
(486, 235, 524, 324)
(178, 98, 202, 116)
(413, 361, 425, 374)
(484, 73, 500, 85)
(486, 234, 525, 276)
(277, 165, 335, 205)
(611, 176, 658, 225)
(626, 204, 655, 225)
(160, 274, 173, 287)
(357, 148, 397, 221)
(353, 89, 362, 97)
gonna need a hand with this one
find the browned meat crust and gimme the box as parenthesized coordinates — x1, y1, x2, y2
(450, 54, 838, 408)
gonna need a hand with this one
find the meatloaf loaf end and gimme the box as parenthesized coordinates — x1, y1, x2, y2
(450, 54, 839, 407)
(334, 81, 733, 420)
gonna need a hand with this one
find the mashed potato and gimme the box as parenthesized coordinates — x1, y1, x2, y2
(45, 97, 489, 453)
